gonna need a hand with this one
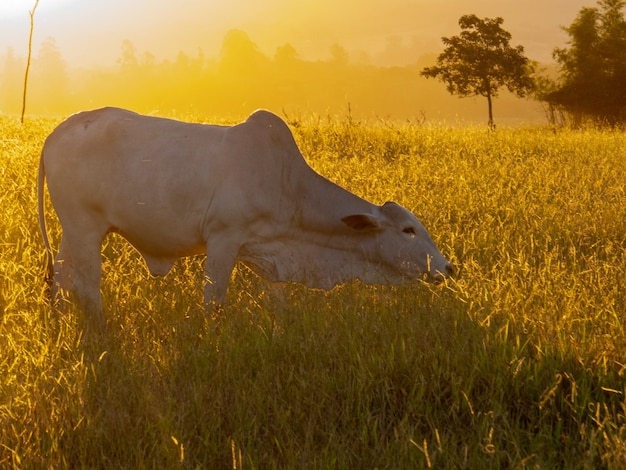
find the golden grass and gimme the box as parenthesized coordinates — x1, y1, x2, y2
(1, 113, 625, 468)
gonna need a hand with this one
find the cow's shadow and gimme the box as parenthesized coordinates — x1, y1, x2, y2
(55, 282, 624, 468)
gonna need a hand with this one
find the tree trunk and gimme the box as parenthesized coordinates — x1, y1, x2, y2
(487, 92, 495, 129)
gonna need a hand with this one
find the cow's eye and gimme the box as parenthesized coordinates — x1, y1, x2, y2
(402, 227, 416, 235)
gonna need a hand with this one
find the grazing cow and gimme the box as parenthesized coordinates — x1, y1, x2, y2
(38, 107, 453, 322)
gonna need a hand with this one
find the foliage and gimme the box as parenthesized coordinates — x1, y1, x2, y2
(0, 30, 544, 123)
(421, 15, 535, 128)
(542, 0, 626, 126)
(2, 113, 626, 468)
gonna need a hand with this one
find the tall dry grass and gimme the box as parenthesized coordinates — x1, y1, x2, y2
(1, 113, 625, 468)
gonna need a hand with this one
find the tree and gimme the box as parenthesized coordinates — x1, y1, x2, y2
(0, 48, 24, 113)
(330, 43, 349, 67)
(544, 0, 626, 125)
(421, 15, 534, 128)
(31, 37, 71, 114)
(119, 39, 139, 72)
(274, 43, 299, 67)
(219, 29, 268, 74)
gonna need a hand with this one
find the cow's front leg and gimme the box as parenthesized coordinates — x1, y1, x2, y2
(203, 239, 239, 311)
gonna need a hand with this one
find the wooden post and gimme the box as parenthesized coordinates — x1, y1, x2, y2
(21, 0, 40, 124)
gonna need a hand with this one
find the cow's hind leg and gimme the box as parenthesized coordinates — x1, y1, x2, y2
(62, 228, 107, 332)
(51, 236, 73, 312)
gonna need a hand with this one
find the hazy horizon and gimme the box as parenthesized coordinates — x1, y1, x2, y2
(0, 0, 600, 122)
(2, 0, 590, 67)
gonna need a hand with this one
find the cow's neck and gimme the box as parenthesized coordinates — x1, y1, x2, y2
(295, 168, 376, 234)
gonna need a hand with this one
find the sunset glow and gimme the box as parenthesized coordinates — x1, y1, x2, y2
(0, 0, 593, 121)
(0, 0, 75, 18)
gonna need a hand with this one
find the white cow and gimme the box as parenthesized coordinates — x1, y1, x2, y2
(38, 107, 452, 322)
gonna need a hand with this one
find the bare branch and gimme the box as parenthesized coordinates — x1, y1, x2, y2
(21, 0, 40, 124)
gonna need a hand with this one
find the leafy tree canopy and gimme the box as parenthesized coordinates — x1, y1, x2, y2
(545, 0, 626, 125)
(422, 14, 534, 127)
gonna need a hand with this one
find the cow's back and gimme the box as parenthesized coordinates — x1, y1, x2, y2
(42, 108, 232, 263)
(41, 107, 316, 264)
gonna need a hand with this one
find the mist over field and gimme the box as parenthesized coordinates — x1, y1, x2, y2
(0, 0, 589, 122)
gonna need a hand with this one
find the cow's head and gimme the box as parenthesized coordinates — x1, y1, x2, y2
(341, 201, 453, 283)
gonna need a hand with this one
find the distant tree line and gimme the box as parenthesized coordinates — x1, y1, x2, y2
(4, 0, 624, 126)
(0, 29, 538, 122)
(422, 0, 626, 127)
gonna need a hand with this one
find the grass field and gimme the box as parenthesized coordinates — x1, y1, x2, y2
(1, 113, 626, 468)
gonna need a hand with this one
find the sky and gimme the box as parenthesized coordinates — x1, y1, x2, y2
(1, 0, 593, 67)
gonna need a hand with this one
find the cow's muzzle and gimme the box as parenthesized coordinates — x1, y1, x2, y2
(431, 262, 455, 284)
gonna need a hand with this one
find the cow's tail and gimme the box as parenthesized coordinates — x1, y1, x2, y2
(38, 151, 54, 299)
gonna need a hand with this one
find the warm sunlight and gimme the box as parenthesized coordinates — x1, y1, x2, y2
(0, 0, 75, 18)
(3, 2, 626, 467)
(0, 0, 591, 121)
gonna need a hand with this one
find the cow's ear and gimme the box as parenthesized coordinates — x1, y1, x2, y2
(341, 213, 379, 231)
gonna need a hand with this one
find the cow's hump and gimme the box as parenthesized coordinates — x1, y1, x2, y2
(245, 110, 296, 149)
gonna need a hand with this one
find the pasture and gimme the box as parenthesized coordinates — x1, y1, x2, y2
(1, 113, 625, 468)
